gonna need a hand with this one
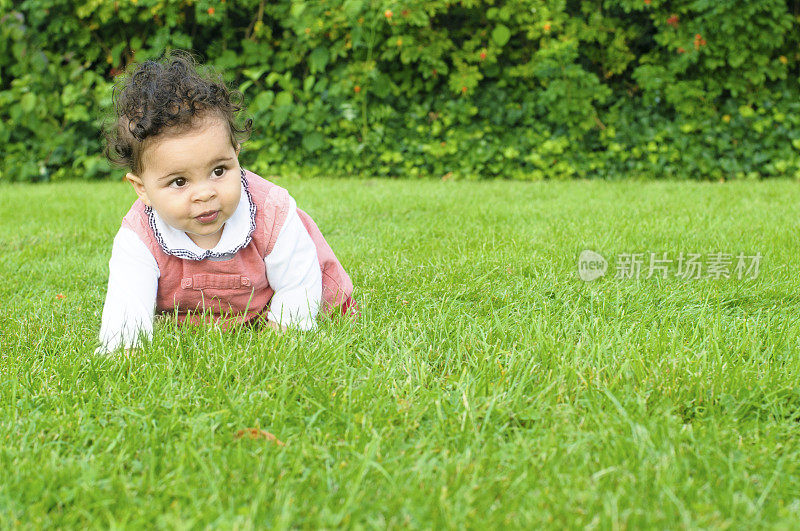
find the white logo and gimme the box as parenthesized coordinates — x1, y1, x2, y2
(577, 250, 761, 281)
(578, 250, 607, 281)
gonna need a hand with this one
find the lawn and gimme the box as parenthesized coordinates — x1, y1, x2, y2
(1, 176, 799, 528)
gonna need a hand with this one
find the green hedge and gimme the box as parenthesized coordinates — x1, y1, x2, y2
(2, 0, 799, 181)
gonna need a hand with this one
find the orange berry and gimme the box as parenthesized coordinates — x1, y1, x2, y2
(461, 86, 467, 94)
(677, 47, 686, 53)
(384, 9, 393, 18)
(354, 85, 361, 93)
(207, 7, 214, 15)
(543, 22, 551, 32)
(479, 51, 487, 60)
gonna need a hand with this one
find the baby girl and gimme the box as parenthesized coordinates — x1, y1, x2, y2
(98, 50, 356, 353)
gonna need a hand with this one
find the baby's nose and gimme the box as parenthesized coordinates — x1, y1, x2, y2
(193, 183, 217, 201)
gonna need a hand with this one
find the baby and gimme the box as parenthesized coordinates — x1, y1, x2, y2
(98, 50, 356, 353)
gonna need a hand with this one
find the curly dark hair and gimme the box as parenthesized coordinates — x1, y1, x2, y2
(103, 50, 252, 175)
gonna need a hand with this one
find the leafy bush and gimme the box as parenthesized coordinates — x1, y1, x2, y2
(1, 0, 799, 182)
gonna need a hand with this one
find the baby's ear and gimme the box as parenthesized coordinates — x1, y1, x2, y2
(125, 172, 152, 207)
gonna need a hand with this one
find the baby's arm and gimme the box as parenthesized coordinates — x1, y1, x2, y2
(97, 228, 159, 354)
(265, 197, 322, 331)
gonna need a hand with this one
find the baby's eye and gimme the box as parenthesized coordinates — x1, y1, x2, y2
(212, 166, 226, 177)
(169, 177, 187, 188)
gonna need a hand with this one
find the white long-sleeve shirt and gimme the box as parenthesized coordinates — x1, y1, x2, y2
(98, 186, 321, 353)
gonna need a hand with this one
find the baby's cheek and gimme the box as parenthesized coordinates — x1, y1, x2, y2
(229, 191, 243, 210)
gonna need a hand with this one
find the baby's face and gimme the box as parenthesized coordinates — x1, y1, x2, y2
(126, 115, 241, 250)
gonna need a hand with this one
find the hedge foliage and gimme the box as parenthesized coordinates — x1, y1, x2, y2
(2, 0, 799, 181)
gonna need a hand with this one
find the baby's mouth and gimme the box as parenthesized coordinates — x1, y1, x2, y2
(195, 210, 220, 224)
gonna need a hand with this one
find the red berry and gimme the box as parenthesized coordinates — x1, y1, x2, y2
(461, 86, 467, 94)
(479, 51, 487, 60)
(401, 9, 409, 17)
(677, 47, 686, 53)
(667, 14, 679, 27)
(644, 0, 651, 4)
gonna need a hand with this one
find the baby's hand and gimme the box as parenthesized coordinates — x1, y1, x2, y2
(266, 320, 288, 333)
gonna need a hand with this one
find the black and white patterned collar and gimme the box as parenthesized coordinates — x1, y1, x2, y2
(145, 168, 257, 261)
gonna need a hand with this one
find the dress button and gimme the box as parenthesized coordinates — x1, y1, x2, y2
(181, 279, 192, 289)
(241, 277, 251, 287)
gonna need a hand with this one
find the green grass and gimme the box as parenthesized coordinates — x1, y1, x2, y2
(1, 177, 800, 528)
